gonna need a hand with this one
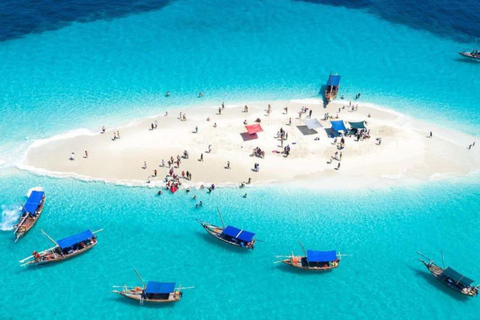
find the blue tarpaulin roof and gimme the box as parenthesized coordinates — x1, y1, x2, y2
(444, 267, 475, 286)
(307, 250, 338, 262)
(327, 74, 341, 87)
(330, 120, 348, 132)
(23, 191, 44, 213)
(145, 281, 175, 294)
(222, 225, 255, 242)
(57, 230, 94, 250)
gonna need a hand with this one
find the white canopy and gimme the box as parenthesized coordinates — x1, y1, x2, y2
(304, 118, 323, 130)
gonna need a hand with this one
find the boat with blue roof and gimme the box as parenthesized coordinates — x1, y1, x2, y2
(278, 242, 341, 271)
(324, 73, 341, 103)
(418, 252, 479, 297)
(113, 270, 189, 304)
(197, 207, 256, 249)
(19, 228, 101, 266)
(14, 187, 45, 242)
(459, 49, 480, 61)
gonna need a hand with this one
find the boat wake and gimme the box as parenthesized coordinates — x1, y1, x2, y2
(0, 204, 21, 231)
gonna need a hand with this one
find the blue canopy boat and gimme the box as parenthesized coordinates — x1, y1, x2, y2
(279, 242, 341, 271)
(324, 73, 341, 103)
(14, 187, 46, 242)
(113, 270, 187, 304)
(20, 229, 101, 266)
(418, 252, 479, 297)
(197, 207, 256, 249)
(459, 49, 480, 61)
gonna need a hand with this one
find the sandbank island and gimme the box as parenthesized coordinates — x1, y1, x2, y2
(23, 99, 480, 189)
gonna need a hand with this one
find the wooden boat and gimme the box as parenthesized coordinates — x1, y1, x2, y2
(19, 229, 102, 266)
(459, 49, 480, 61)
(113, 269, 192, 304)
(14, 187, 45, 242)
(418, 252, 479, 297)
(324, 73, 341, 103)
(197, 207, 256, 249)
(277, 242, 341, 271)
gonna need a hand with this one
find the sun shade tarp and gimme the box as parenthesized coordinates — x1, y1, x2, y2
(348, 121, 366, 129)
(444, 267, 475, 286)
(23, 191, 44, 213)
(330, 120, 347, 132)
(327, 75, 341, 87)
(57, 230, 94, 250)
(146, 281, 175, 294)
(245, 124, 263, 135)
(222, 225, 255, 242)
(304, 119, 323, 130)
(307, 250, 337, 262)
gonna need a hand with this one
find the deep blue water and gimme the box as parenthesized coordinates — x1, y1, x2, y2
(1, 0, 480, 319)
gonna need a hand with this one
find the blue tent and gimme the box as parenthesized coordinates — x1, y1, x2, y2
(145, 281, 176, 294)
(222, 225, 255, 242)
(23, 191, 44, 214)
(57, 230, 94, 250)
(326, 74, 341, 87)
(330, 120, 347, 132)
(307, 250, 338, 262)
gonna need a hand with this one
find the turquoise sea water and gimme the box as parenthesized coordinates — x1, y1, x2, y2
(1, 0, 480, 319)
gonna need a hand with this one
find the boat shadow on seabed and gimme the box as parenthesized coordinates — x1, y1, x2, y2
(406, 265, 470, 302)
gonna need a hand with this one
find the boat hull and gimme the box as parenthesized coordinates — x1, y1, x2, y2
(114, 290, 182, 303)
(28, 240, 97, 266)
(281, 256, 340, 271)
(459, 52, 480, 61)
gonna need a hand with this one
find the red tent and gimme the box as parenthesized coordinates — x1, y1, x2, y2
(245, 124, 263, 135)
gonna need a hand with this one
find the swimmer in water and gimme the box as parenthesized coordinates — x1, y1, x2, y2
(193, 195, 197, 200)
(243, 193, 247, 198)
(157, 190, 162, 195)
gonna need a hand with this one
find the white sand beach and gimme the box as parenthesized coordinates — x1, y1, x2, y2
(23, 98, 480, 188)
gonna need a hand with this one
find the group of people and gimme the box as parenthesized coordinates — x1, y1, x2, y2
(251, 147, 265, 158)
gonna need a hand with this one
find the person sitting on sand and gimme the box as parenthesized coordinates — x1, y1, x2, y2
(243, 120, 247, 125)
(70, 152, 75, 161)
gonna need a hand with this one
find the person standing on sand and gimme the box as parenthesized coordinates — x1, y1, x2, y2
(227, 161, 230, 169)
(309, 109, 313, 118)
(337, 162, 341, 170)
(200, 153, 203, 161)
(102, 126, 105, 134)
(208, 145, 212, 153)
(144, 161, 147, 169)
(85, 150, 88, 159)
(219, 107, 222, 115)
(222, 102, 225, 109)
(155, 120, 158, 129)
(429, 131, 433, 138)
(117, 131, 120, 139)
(195, 126, 198, 133)
(154, 169, 157, 177)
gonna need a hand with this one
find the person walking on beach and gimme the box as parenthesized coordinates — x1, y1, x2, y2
(222, 102, 225, 109)
(117, 131, 120, 139)
(288, 118, 292, 125)
(337, 162, 341, 170)
(85, 150, 88, 159)
(226, 161, 230, 169)
(219, 107, 222, 115)
(101, 126, 106, 134)
(144, 161, 147, 169)
(309, 109, 312, 118)
(155, 120, 158, 129)
(208, 145, 212, 153)
(200, 153, 203, 161)
(195, 126, 198, 133)
(429, 131, 433, 138)
(154, 169, 157, 177)
(284, 106, 288, 114)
